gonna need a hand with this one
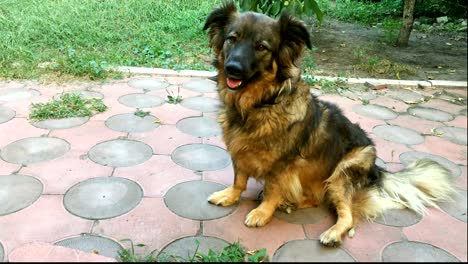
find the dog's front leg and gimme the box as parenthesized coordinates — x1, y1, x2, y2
(244, 181, 283, 227)
(207, 166, 248, 207)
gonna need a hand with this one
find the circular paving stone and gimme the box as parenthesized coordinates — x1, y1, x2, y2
(0, 106, 15, 124)
(439, 188, 467, 222)
(375, 157, 387, 169)
(158, 236, 230, 261)
(118, 93, 165, 108)
(88, 139, 153, 167)
(352, 104, 397, 120)
(0, 241, 4, 262)
(182, 79, 217, 93)
(274, 205, 332, 224)
(128, 78, 169, 91)
(63, 176, 143, 220)
(171, 144, 231, 171)
(375, 208, 422, 227)
(54, 234, 124, 259)
(0, 174, 43, 216)
(459, 108, 467, 116)
(340, 89, 377, 101)
(408, 106, 454, 122)
(382, 241, 459, 262)
(373, 125, 424, 145)
(1, 137, 70, 165)
(386, 88, 424, 103)
(399, 151, 461, 177)
(273, 239, 356, 262)
(0, 88, 40, 103)
(180, 97, 220, 112)
(164, 180, 236, 220)
(434, 126, 467, 145)
(105, 113, 160, 133)
(54, 90, 104, 100)
(30, 117, 89, 130)
(176, 117, 222, 137)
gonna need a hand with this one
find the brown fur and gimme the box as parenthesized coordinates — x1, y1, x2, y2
(203, 1, 456, 247)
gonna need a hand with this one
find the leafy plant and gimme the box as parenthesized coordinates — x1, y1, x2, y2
(134, 109, 150, 118)
(166, 87, 182, 104)
(235, 0, 323, 22)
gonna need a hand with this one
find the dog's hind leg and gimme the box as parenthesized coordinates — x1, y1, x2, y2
(208, 168, 248, 207)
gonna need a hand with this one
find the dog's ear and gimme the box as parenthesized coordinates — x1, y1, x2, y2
(277, 12, 311, 79)
(203, 1, 238, 54)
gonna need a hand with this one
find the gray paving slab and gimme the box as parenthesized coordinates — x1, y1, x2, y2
(105, 113, 160, 133)
(0, 241, 3, 262)
(272, 239, 356, 262)
(0, 174, 43, 216)
(375, 157, 387, 169)
(375, 208, 422, 227)
(182, 79, 217, 93)
(382, 241, 459, 262)
(399, 151, 462, 177)
(164, 180, 236, 220)
(171, 144, 231, 171)
(0, 106, 15, 124)
(0, 88, 40, 103)
(118, 93, 165, 108)
(352, 104, 397, 120)
(88, 139, 153, 167)
(438, 188, 467, 222)
(128, 78, 169, 91)
(385, 88, 424, 103)
(176, 116, 222, 137)
(373, 125, 425, 145)
(63, 176, 143, 220)
(434, 126, 467, 145)
(274, 205, 332, 224)
(158, 236, 230, 261)
(340, 89, 377, 101)
(54, 234, 123, 259)
(30, 117, 89, 130)
(180, 97, 220, 112)
(408, 106, 454, 122)
(0, 137, 70, 165)
(459, 108, 467, 116)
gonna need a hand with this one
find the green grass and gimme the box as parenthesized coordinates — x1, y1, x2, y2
(29, 93, 107, 120)
(0, 0, 220, 79)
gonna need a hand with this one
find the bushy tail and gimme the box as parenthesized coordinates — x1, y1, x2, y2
(358, 159, 457, 221)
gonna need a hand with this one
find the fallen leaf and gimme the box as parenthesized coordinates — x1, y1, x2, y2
(91, 249, 99, 254)
(370, 84, 388, 90)
(404, 100, 418, 104)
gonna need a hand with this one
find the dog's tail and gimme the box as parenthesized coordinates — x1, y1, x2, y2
(357, 159, 457, 221)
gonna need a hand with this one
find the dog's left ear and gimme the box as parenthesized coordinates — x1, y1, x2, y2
(203, 1, 238, 54)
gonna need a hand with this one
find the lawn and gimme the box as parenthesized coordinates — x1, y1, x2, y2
(0, 0, 221, 79)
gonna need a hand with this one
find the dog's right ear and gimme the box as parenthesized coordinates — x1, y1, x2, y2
(203, 1, 238, 54)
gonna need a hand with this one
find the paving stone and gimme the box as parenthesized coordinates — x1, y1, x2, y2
(182, 79, 217, 93)
(385, 88, 424, 103)
(421, 98, 466, 115)
(387, 114, 444, 135)
(0, 137, 70, 165)
(54, 90, 104, 100)
(382, 241, 459, 262)
(340, 89, 377, 101)
(164, 180, 236, 220)
(180, 96, 220, 112)
(375, 157, 386, 169)
(171, 143, 231, 171)
(434, 126, 467, 145)
(400, 151, 461, 177)
(88, 139, 153, 167)
(105, 113, 160, 133)
(128, 78, 170, 91)
(176, 116, 222, 137)
(438, 188, 467, 222)
(0, 88, 40, 103)
(352, 104, 397, 120)
(445, 115, 468, 129)
(273, 239, 356, 262)
(54, 234, 123, 259)
(370, 96, 410, 113)
(0, 106, 15, 124)
(375, 208, 422, 227)
(0, 174, 43, 216)
(459, 108, 467, 116)
(373, 125, 424, 145)
(274, 205, 332, 224)
(310, 88, 322, 97)
(411, 136, 467, 166)
(0, 119, 48, 148)
(30, 117, 89, 130)
(158, 236, 229, 261)
(408, 106, 454, 122)
(64, 176, 143, 220)
(0, 241, 3, 262)
(342, 111, 387, 133)
(118, 93, 165, 108)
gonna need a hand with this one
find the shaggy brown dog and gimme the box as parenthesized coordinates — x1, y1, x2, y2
(203, 1, 456, 246)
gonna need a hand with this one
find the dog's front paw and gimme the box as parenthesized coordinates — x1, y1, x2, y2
(207, 187, 240, 206)
(319, 227, 343, 247)
(244, 208, 273, 227)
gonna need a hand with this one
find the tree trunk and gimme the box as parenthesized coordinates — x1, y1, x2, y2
(396, 0, 416, 47)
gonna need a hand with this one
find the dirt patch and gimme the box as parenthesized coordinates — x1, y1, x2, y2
(308, 19, 467, 82)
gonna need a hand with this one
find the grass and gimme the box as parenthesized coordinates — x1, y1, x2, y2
(29, 93, 107, 120)
(352, 48, 416, 79)
(0, 0, 220, 79)
(117, 239, 268, 262)
(305, 75, 349, 94)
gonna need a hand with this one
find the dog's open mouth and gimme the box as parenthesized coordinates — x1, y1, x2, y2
(226, 77, 243, 89)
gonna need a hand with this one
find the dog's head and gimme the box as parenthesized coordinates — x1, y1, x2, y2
(203, 1, 311, 90)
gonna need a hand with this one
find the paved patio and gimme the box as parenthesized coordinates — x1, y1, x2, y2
(0, 75, 466, 262)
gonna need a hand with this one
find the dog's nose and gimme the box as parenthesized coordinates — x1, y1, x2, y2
(225, 61, 243, 77)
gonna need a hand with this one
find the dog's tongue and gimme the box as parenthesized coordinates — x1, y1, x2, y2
(227, 78, 242, 89)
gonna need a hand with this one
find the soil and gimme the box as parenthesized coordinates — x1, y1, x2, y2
(308, 18, 467, 82)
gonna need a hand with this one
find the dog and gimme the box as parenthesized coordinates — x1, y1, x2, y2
(203, 1, 456, 246)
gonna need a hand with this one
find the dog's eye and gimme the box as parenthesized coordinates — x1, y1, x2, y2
(226, 36, 237, 43)
(256, 44, 266, 51)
